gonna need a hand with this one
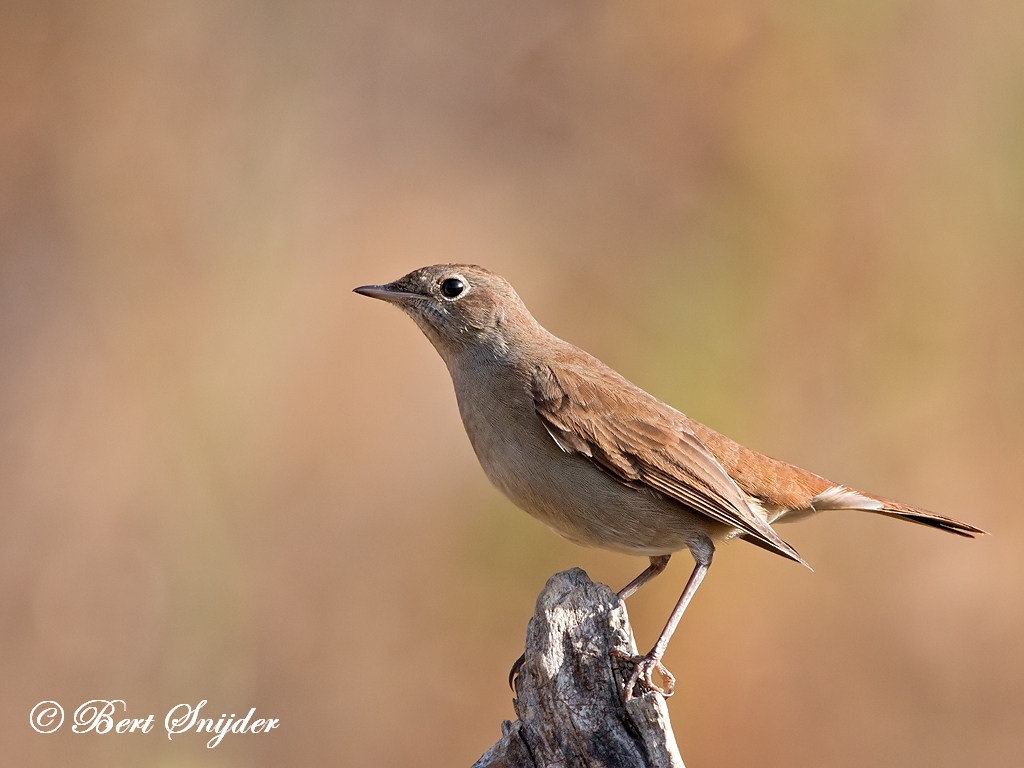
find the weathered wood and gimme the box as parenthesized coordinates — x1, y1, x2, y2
(472, 568, 685, 768)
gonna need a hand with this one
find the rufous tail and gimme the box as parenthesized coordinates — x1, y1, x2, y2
(806, 485, 986, 537)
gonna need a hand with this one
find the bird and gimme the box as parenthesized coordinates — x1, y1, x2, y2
(353, 264, 985, 700)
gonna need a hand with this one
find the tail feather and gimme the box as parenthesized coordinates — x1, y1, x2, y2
(807, 485, 986, 538)
(862, 495, 987, 538)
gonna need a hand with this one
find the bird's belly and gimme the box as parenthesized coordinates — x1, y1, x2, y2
(459, 393, 728, 555)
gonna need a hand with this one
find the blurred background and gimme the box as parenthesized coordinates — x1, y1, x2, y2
(1, 1, 1023, 766)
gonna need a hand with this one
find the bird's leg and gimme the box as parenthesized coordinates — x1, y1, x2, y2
(511, 555, 673, 692)
(615, 547, 712, 701)
(617, 554, 671, 600)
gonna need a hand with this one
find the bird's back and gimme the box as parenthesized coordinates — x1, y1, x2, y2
(682, 419, 831, 516)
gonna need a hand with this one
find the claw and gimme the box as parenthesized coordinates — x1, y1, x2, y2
(610, 648, 675, 701)
(509, 653, 526, 692)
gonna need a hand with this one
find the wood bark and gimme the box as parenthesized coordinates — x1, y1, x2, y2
(472, 568, 685, 768)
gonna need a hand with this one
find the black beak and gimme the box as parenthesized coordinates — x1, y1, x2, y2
(352, 284, 422, 303)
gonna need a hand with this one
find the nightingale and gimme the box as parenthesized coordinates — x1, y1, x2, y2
(354, 264, 984, 700)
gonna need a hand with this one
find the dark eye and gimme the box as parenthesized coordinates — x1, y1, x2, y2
(440, 277, 465, 298)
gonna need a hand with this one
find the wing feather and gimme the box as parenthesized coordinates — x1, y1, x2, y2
(531, 364, 808, 566)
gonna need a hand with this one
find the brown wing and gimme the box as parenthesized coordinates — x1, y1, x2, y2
(531, 363, 808, 567)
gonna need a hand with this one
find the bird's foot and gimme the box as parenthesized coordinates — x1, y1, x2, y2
(508, 653, 526, 692)
(610, 648, 676, 701)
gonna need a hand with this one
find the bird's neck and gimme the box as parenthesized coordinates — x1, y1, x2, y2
(433, 313, 558, 375)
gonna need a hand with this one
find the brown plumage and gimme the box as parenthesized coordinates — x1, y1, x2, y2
(682, 418, 982, 537)
(531, 357, 808, 565)
(354, 263, 984, 700)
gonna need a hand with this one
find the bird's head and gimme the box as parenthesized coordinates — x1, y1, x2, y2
(354, 264, 539, 363)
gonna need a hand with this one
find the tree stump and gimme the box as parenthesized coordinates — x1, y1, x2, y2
(472, 568, 685, 768)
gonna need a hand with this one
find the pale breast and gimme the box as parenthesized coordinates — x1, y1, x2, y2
(449, 360, 726, 555)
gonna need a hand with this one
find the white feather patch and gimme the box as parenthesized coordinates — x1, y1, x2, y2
(542, 423, 573, 454)
(811, 485, 885, 511)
